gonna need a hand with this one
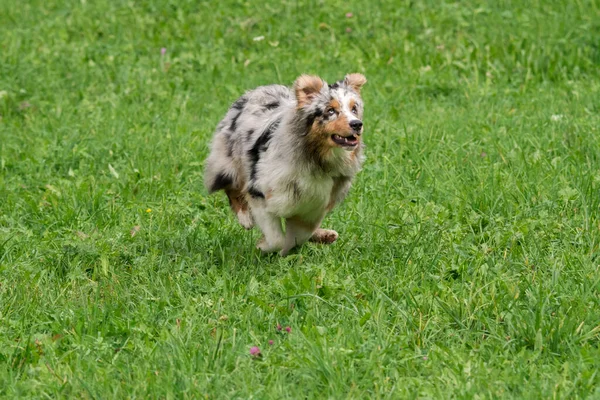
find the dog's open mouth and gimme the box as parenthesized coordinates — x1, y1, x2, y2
(331, 134, 359, 148)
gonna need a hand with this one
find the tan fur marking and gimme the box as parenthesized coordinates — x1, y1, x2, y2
(294, 75, 324, 108)
(225, 188, 248, 214)
(329, 99, 341, 112)
(344, 73, 367, 94)
(306, 121, 334, 161)
(305, 109, 362, 163)
(324, 114, 352, 137)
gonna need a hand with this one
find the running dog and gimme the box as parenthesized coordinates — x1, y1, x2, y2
(204, 73, 367, 256)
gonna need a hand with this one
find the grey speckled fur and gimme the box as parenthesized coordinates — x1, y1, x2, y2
(204, 73, 367, 255)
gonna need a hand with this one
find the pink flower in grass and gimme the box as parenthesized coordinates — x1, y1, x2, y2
(285, 326, 291, 333)
(160, 47, 167, 56)
(268, 340, 274, 345)
(250, 346, 261, 357)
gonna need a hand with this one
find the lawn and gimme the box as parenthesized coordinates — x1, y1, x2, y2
(1, 0, 600, 398)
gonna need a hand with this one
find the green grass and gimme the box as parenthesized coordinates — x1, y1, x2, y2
(1, 0, 600, 397)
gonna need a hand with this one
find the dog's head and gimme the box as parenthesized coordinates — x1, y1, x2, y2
(294, 73, 366, 154)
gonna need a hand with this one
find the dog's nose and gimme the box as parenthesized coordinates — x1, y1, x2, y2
(350, 120, 363, 133)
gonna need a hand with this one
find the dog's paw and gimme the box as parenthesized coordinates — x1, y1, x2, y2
(256, 237, 282, 253)
(279, 248, 291, 257)
(310, 229, 338, 244)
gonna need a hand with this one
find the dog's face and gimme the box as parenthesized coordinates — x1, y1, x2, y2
(295, 74, 366, 155)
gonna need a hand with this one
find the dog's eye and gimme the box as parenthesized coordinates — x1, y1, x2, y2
(327, 108, 336, 116)
(352, 105, 358, 115)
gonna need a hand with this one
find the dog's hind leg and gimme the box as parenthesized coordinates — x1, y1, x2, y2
(226, 188, 254, 229)
(309, 229, 338, 244)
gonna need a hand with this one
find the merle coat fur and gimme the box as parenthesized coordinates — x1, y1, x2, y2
(204, 73, 367, 255)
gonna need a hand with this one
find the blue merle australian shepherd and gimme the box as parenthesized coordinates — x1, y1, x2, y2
(204, 73, 367, 256)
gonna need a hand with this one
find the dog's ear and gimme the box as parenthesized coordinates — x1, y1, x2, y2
(294, 75, 324, 107)
(344, 73, 367, 94)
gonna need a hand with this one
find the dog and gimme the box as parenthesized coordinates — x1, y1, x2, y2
(204, 73, 367, 256)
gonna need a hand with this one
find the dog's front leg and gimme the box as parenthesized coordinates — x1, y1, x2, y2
(250, 205, 285, 253)
(280, 216, 322, 256)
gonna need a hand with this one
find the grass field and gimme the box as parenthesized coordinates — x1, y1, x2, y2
(1, 0, 600, 398)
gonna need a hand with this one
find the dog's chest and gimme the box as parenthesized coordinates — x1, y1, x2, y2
(278, 175, 333, 219)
